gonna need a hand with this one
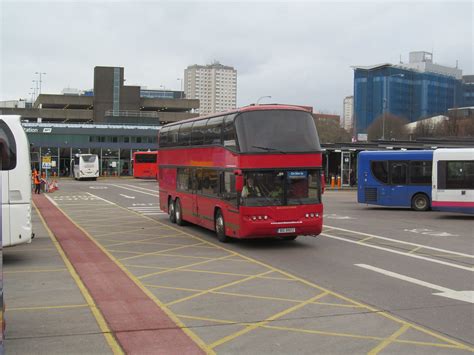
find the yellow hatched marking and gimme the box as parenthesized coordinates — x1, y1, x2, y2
(33, 203, 123, 355)
(137, 254, 235, 280)
(8, 304, 89, 311)
(368, 324, 411, 355)
(177, 315, 467, 350)
(311, 301, 365, 308)
(105, 236, 163, 247)
(144, 284, 203, 293)
(61, 193, 474, 352)
(166, 270, 273, 306)
(358, 236, 375, 244)
(408, 246, 422, 254)
(209, 291, 329, 349)
(48, 199, 214, 354)
(120, 242, 206, 261)
(4, 268, 67, 274)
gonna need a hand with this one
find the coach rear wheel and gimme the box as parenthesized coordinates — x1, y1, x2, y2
(412, 194, 430, 212)
(215, 210, 230, 243)
(168, 198, 176, 223)
(175, 198, 186, 226)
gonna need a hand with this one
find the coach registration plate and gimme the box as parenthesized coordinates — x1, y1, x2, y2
(278, 228, 296, 234)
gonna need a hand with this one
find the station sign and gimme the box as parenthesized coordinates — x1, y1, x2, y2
(42, 156, 52, 169)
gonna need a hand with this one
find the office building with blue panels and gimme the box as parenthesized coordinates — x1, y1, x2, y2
(353, 51, 470, 135)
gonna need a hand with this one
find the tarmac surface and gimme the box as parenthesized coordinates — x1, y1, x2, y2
(4, 178, 474, 354)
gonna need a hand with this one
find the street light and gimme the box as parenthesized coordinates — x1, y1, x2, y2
(256, 96, 271, 105)
(35, 72, 46, 94)
(177, 78, 183, 98)
(382, 73, 404, 140)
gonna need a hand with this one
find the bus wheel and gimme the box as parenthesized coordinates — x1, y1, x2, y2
(412, 194, 430, 211)
(215, 210, 230, 243)
(175, 198, 186, 226)
(168, 198, 177, 223)
(282, 235, 298, 241)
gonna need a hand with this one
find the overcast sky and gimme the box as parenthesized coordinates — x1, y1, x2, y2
(0, 0, 472, 115)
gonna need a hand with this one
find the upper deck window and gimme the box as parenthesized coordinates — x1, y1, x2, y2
(235, 110, 320, 153)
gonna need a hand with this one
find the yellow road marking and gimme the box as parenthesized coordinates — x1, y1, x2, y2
(166, 270, 273, 306)
(368, 324, 411, 354)
(209, 291, 329, 349)
(137, 254, 235, 280)
(177, 315, 466, 350)
(4, 268, 67, 274)
(358, 236, 375, 243)
(8, 304, 88, 311)
(53, 193, 474, 352)
(408, 246, 422, 254)
(47, 201, 214, 354)
(120, 242, 206, 261)
(33, 203, 123, 355)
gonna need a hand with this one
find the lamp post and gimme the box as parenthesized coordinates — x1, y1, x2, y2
(256, 96, 271, 105)
(35, 72, 46, 94)
(177, 78, 183, 98)
(382, 73, 404, 140)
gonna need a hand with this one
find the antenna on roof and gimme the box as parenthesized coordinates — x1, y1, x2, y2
(399, 54, 402, 64)
(456, 60, 458, 68)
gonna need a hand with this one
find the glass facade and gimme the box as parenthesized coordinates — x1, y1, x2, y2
(354, 66, 465, 134)
(23, 123, 159, 177)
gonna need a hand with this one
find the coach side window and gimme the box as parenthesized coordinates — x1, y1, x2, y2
(178, 122, 193, 146)
(190, 119, 207, 146)
(0, 121, 16, 170)
(409, 161, 432, 184)
(159, 127, 169, 148)
(222, 114, 238, 151)
(390, 162, 407, 185)
(204, 117, 223, 145)
(169, 125, 179, 146)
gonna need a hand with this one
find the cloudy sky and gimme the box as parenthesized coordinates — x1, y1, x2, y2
(0, 0, 472, 115)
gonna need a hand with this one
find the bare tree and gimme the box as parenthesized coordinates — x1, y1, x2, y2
(314, 118, 352, 143)
(367, 114, 409, 141)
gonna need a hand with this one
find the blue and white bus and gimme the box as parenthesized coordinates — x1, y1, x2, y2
(357, 150, 433, 211)
(432, 148, 474, 214)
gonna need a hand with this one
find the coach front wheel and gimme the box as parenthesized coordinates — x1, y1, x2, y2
(215, 210, 230, 243)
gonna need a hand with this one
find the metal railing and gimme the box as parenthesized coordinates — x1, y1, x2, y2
(105, 110, 159, 118)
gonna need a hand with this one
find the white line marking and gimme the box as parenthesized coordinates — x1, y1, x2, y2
(121, 184, 158, 193)
(355, 264, 474, 304)
(119, 194, 135, 199)
(87, 192, 117, 205)
(107, 184, 159, 197)
(45, 194, 58, 206)
(323, 233, 474, 272)
(325, 225, 473, 258)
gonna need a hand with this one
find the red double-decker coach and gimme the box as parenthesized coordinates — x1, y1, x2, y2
(158, 104, 323, 242)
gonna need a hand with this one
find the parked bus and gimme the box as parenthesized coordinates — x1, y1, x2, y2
(0, 116, 33, 247)
(71, 154, 99, 180)
(133, 151, 158, 179)
(158, 104, 323, 242)
(432, 148, 474, 214)
(357, 150, 433, 211)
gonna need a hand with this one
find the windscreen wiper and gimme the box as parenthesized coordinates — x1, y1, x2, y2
(251, 145, 287, 154)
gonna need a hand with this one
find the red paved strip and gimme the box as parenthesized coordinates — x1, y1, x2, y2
(34, 194, 205, 355)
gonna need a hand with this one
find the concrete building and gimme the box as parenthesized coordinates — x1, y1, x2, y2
(184, 62, 237, 115)
(312, 113, 340, 124)
(352, 51, 472, 135)
(342, 96, 353, 131)
(0, 66, 199, 125)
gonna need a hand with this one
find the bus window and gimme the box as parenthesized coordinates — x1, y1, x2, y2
(178, 122, 193, 146)
(159, 126, 170, 148)
(169, 125, 179, 146)
(204, 117, 223, 145)
(0, 121, 16, 170)
(222, 114, 238, 150)
(409, 161, 432, 184)
(390, 162, 407, 185)
(371, 161, 389, 184)
(190, 119, 207, 146)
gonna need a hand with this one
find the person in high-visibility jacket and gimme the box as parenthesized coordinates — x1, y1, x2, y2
(33, 169, 41, 194)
